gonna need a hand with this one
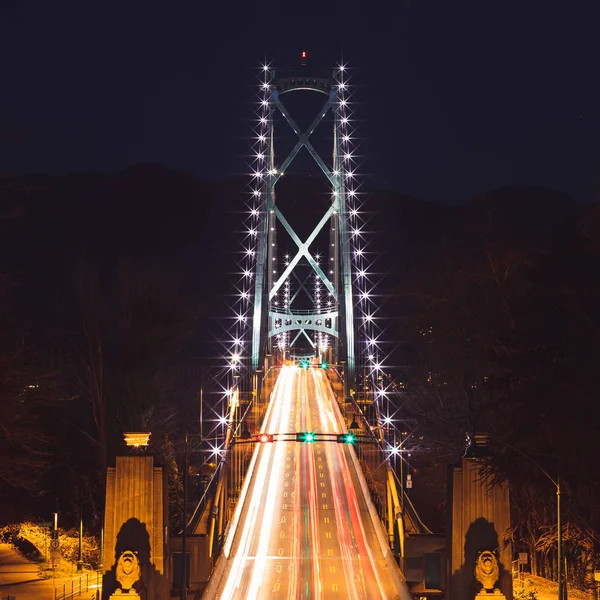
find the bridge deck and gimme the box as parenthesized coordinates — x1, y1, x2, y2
(204, 366, 410, 600)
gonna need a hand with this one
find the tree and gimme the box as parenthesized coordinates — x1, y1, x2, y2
(395, 201, 600, 595)
(0, 348, 65, 496)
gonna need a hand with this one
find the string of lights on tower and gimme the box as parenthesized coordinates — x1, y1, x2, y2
(222, 54, 398, 441)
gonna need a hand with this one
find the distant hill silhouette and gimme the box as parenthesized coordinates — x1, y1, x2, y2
(0, 164, 583, 317)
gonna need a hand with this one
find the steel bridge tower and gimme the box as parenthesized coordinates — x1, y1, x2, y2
(244, 53, 359, 392)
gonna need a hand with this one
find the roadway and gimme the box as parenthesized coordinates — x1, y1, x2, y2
(205, 365, 410, 600)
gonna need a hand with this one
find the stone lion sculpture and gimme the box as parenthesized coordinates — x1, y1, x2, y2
(114, 549, 141, 592)
(475, 550, 500, 592)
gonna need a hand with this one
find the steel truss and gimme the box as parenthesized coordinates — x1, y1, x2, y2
(249, 61, 356, 390)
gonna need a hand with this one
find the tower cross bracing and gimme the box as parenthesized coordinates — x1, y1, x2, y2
(247, 60, 356, 388)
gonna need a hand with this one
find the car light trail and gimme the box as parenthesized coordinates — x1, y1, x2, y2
(212, 366, 407, 599)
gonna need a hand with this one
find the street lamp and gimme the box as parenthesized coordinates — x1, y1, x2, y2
(466, 434, 565, 600)
(77, 503, 84, 571)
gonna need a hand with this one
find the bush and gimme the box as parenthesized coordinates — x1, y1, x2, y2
(0, 521, 100, 568)
(514, 579, 539, 600)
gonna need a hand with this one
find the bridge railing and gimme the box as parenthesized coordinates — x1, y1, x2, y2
(325, 366, 430, 559)
(54, 571, 101, 600)
(193, 364, 281, 557)
(326, 367, 393, 527)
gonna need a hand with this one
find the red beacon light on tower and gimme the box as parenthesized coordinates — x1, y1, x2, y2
(300, 50, 308, 67)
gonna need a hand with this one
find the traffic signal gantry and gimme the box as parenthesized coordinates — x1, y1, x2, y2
(247, 431, 362, 444)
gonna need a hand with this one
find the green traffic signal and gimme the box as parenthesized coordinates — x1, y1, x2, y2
(297, 432, 316, 443)
(320, 362, 329, 370)
(337, 433, 356, 444)
(300, 360, 309, 369)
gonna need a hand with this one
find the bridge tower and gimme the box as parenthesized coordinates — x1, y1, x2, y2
(234, 53, 368, 394)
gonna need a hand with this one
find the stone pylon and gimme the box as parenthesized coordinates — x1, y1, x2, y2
(102, 454, 169, 600)
(448, 436, 512, 600)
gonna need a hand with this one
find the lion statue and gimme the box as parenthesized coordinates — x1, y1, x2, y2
(115, 549, 141, 592)
(474, 550, 499, 592)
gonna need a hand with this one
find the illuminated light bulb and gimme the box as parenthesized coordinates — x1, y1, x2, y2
(358, 270, 366, 277)
(350, 208, 358, 217)
(249, 228, 257, 236)
(344, 153, 352, 161)
(246, 249, 254, 256)
(251, 208, 259, 215)
(262, 64, 269, 72)
(340, 100, 347, 107)
(368, 354, 375, 361)
(341, 117, 349, 124)
(262, 82, 269, 90)
(261, 100, 268, 107)
(252, 190, 260, 197)
(241, 292, 249, 299)
(256, 153, 264, 160)
(258, 134, 266, 142)
(343, 135, 350, 142)
(346, 171, 354, 179)
(243, 270, 252, 277)
(260, 117, 267, 124)
(333, 170, 340, 176)
(355, 249, 363, 256)
(348, 190, 356, 197)
(383, 416, 392, 426)
(253, 170, 262, 178)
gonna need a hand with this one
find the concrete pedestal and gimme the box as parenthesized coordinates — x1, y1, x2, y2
(448, 457, 512, 600)
(102, 455, 169, 600)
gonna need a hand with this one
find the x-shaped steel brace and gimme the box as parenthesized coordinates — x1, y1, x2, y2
(269, 205, 338, 302)
(289, 270, 313, 307)
(271, 91, 336, 187)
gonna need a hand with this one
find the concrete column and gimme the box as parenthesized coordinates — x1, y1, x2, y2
(102, 455, 169, 600)
(448, 452, 512, 600)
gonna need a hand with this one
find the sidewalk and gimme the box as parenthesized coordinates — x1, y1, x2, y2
(516, 575, 589, 600)
(0, 543, 97, 599)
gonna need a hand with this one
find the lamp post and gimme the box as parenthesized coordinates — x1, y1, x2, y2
(77, 498, 93, 572)
(77, 505, 83, 571)
(467, 434, 564, 600)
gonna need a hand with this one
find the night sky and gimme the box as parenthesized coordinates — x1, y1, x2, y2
(1, 0, 599, 204)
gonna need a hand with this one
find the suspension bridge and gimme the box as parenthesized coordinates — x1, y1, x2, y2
(182, 54, 432, 600)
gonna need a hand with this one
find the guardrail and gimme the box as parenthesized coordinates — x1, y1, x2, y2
(187, 364, 281, 556)
(325, 365, 433, 554)
(54, 571, 101, 600)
